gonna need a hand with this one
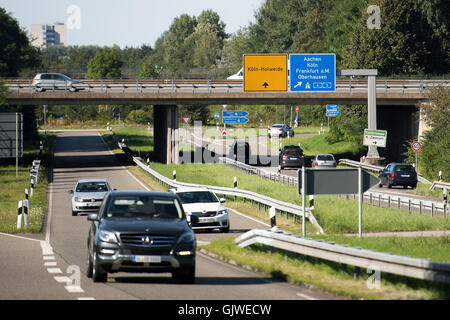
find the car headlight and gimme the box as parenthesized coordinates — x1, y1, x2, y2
(98, 230, 118, 243)
(217, 209, 228, 216)
(74, 196, 81, 202)
(178, 232, 195, 244)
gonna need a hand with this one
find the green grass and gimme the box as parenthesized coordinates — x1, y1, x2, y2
(113, 126, 153, 156)
(201, 237, 450, 300)
(0, 133, 54, 233)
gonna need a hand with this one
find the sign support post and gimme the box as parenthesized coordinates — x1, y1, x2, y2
(302, 165, 306, 238)
(358, 167, 363, 238)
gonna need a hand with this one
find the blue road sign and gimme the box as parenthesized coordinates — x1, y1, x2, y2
(222, 117, 249, 124)
(289, 54, 336, 92)
(222, 110, 249, 117)
(326, 104, 340, 117)
(214, 113, 220, 119)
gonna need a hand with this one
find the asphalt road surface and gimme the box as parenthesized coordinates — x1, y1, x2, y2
(0, 130, 338, 300)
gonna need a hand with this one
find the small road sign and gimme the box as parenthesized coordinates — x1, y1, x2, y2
(243, 54, 288, 92)
(182, 116, 191, 125)
(222, 117, 249, 124)
(363, 129, 387, 148)
(411, 141, 422, 152)
(222, 110, 249, 117)
(214, 113, 220, 119)
(221, 128, 227, 136)
(326, 104, 340, 117)
(289, 54, 336, 92)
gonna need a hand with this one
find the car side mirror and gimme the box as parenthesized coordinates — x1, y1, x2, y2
(113, 188, 117, 191)
(190, 215, 199, 225)
(219, 197, 226, 203)
(68, 190, 73, 194)
(87, 213, 99, 221)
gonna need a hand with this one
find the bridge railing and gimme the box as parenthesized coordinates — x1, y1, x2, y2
(3, 78, 450, 93)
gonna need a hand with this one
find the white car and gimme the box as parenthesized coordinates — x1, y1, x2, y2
(32, 73, 86, 92)
(170, 187, 230, 233)
(227, 68, 243, 80)
(69, 178, 112, 216)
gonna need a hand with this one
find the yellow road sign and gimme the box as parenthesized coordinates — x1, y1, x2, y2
(243, 54, 288, 92)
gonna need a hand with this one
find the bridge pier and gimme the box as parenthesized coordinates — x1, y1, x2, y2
(153, 105, 179, 164)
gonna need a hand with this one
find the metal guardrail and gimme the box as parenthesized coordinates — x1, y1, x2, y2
(431, 181, 450, 191)
(235, 229, 450, 284)
(114, 139, 325, 234)
(3, 78, 450, 93)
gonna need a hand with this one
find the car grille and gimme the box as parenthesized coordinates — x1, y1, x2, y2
(192, 211, 217, 217)
(119, 233, 176, 248)
(80, 198, 103, 203)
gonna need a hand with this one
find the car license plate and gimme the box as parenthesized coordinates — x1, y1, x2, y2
(401, 174, 410, 177)
(132, 255, 161, 263)
(290, 158, 297, 160)
(200, 217, 214, 223)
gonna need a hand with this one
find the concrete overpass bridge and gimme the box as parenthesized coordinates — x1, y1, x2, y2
(3, 76, 449, 163)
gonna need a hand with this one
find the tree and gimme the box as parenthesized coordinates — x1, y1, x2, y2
(342, 0, 449, 76)
(185, 23, 221, 68)
(137, 60, 159, 79)
(0, 7, 41, 76)
(415, 87, 450, 180)
(86, 47, 123, 79)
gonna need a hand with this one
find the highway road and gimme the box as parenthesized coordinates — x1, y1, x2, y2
(0, 130, 338, 300)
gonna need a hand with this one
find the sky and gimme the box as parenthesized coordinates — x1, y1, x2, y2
(0, 0, 265, 48)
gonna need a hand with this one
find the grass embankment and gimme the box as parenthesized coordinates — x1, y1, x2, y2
(0, 133, 55, 233)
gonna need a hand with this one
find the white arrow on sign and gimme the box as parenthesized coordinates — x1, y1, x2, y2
(294, 82, 302, 88)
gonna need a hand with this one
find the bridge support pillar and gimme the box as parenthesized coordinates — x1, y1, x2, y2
(153, 105, 179, 164)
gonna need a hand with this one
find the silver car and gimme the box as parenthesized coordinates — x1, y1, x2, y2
(312, 154, 337, 169)
(32, 73, 85, 92)
(69, 179, 112, 216)
(268, 124, 295, 138)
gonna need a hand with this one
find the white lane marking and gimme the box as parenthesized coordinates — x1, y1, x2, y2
(43, 256, 55, 260)
(45, 261, 57, 266)
(0, 232, 41, 242)
(125, 169, 151, 191)
(65, 285, 84, 293)
(227, 208, 271, 227)
(54, 276, 71, 283)
(197, 240, 211, 245)
(296, 293, 318, 300)
(47, 268, 62, 274)
(40, 240, 54, 255)
(77, 297, 95, 300)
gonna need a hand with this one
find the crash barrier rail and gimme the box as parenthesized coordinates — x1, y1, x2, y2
(235, 229, 450, 285)
(4, 78, 450, 94)
(114, 139, 325, 234)
(221, 157, 448, 217)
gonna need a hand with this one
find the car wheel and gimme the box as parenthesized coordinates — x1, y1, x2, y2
(72, 210, 78, 216)
(411, 184, 417, 189)
(403, 185, 408, 189)
(35, 87, 45, 92)
(172, 265, 195, 284)
(86, 251, 93, 278)
(387, 183, 392, 189)
(69, 86, 77, 92)
(92, 253, 107, 282)
(220, 225, 230, 233)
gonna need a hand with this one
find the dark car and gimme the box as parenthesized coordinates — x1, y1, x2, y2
(86, 190, 198, 283)
(379, 163, 417, 189)
(229, 140, 251, 164)
(279, 145, 305, 169)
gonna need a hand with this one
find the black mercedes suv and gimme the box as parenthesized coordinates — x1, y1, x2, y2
(86, 190, 198, 283)
(279, 145, 305, 169)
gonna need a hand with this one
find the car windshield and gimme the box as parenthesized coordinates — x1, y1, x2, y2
(284, 150, 300, 156)
(177, 191, 218, 204)
(317, 155, 334, 161)
(76, 182, 109, 192)
(395, 165, 415, 172)
(272, 124, 284, 128)
(105, 196, 183, 220)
